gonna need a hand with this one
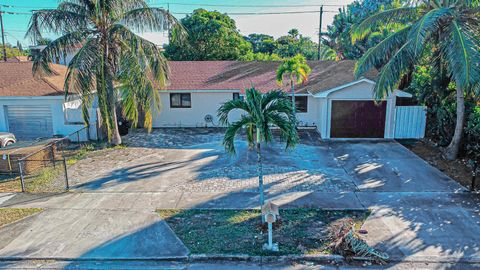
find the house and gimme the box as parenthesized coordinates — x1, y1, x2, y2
(0, 58, 97, 141)
(0, 59, 425, 141)
(154, 61, 425, 139)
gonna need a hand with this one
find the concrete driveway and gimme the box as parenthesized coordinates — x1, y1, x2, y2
(0, 128, 478, 266)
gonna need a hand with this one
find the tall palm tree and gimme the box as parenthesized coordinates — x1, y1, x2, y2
(276, 54, 312, 115)
(352, 0, 480, 160)
(218, 88, 299, 208)
(26, 0, 184, 145)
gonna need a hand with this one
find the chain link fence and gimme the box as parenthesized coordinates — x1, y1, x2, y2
(14, 125, 97, 193)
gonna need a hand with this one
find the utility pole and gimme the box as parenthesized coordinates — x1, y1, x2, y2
(167, 3, 171, 44)
(0, 8, 7, 62)
(317, 6, 323, 61)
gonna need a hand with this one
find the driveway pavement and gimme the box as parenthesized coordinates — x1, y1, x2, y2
(0, 128, 478, 267)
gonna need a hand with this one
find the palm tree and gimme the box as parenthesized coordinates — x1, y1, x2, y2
(352, 0, 480, 160)
(276, 54, 312, 115)
(26, 0, 184, 145)
(218, 88, 299, 208)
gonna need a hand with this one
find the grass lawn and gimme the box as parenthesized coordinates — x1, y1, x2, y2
(0, 208, 43, 227)
(0, 175, 22, 192)
(158, 209, 369, 256)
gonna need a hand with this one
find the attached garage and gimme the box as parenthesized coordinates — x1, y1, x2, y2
(5, 105, 54, 140)
(330, 101, 387, 138)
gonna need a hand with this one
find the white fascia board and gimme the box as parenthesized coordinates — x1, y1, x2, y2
(394, 90, 413, 98)
(312, 78, 376, 98)
(0, 95, 65, 100)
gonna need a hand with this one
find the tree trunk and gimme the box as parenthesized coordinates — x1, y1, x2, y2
(291, 78, 296, 115)
(110, 103, 122, 145)
(256, 128, 264, 208)
(445, 85, 465, 160)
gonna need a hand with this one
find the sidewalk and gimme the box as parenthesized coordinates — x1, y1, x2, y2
(1, 190, 479, 265)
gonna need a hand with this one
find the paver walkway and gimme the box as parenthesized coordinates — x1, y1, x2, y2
(0, 128, 478, 268)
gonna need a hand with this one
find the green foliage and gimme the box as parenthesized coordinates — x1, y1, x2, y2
(276, 54, 312, 86)
(218, 87, 298, 154)
(27, 0, 184, 144)
(0, 44, 28, 59)
(353, 0, 480, 159)
(244, 33, 277, 54)
(238, 52, 283, 61)
(165, 9, 251, 60)
(326, 0, 406, 60)
(465, 106, 480, 162)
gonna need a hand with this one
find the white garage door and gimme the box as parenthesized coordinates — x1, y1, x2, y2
(5, 105, 54, 140)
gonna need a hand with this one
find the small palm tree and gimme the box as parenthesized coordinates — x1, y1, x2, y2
(276, 54, 312, 115)
(352, 0, 480, 160)
(27, 0, 184, 145)
(218, 88, 299, 207)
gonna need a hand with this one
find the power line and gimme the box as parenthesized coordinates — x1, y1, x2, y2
(1, 2, 346, 9)
(157, 2, 346, 8)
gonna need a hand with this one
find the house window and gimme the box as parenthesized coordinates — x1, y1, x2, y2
(289, 96, 308, 113)
(170, 93, 191, 108)
(233, 93, 243, 100)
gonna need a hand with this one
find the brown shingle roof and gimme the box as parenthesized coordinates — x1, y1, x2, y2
(0, 62, 67, 97)
(167, 60, 377, 94)
(0, 60, 377, 97)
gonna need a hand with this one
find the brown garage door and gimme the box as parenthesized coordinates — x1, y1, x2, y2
(330, 101, 387, 138)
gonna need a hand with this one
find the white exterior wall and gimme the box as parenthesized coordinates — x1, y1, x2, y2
(296, 96, 319, 128)
(0, 97, 96, 141)
(152, 91, 241, 127)
(314, 80, 397, 139)
(152, 91, 320, 128)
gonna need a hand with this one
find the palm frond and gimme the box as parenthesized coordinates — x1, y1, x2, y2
(408, 7, 453, 56)
(266, 112, 298, 149)
(223, 115, 255, 155)
(64, 38, 100, 97)
(374, 41, 415, 99)
(217, 99, 250, 125)
(26, 9, 88, 42)
(352, 7, 418, 43)
(444, 20, 480, 89)
(355, 25, 412, 78)
(32, 30, 91, 77)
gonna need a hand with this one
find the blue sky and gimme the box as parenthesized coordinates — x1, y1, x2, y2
(1, 0, 354, 47)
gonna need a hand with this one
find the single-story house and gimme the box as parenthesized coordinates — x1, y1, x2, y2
(0, 59, 425, 141)
(154, 61, 424, 139)
(0, 58, 97, 141)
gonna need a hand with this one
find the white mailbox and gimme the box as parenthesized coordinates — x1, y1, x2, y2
(261, 202, 279, 251)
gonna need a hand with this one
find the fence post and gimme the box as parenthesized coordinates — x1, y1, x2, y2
(63, 157, 69, 191)
(18, 160, 26, 192)
(51, 146, 56, 168)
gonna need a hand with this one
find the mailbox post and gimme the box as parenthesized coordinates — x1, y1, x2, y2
(262, 202, 279, 251)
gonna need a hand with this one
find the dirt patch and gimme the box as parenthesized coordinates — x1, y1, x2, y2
(400, 139, 477, 190)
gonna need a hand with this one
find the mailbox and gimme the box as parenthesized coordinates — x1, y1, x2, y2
(261, 201, 279, 251)
(261, 202, 279, 223)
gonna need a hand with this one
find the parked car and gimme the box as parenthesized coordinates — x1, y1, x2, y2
(0, 132, 16, 147)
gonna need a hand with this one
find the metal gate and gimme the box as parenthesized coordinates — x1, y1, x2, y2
(394, 106, 427, 139)
(5, 105, 54, 140)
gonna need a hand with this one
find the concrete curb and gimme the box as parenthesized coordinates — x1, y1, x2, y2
(188, 254, 344, 264)
(2, 254, 480, 265)
(0, 254, 344, 264)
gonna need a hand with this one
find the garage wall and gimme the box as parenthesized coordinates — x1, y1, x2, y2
(0, 97, 96, 141)
(315, 80, 396, 139)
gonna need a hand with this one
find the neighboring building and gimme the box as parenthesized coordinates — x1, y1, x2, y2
(154, 61, 423, 139)
(0, 59, 97, 141)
